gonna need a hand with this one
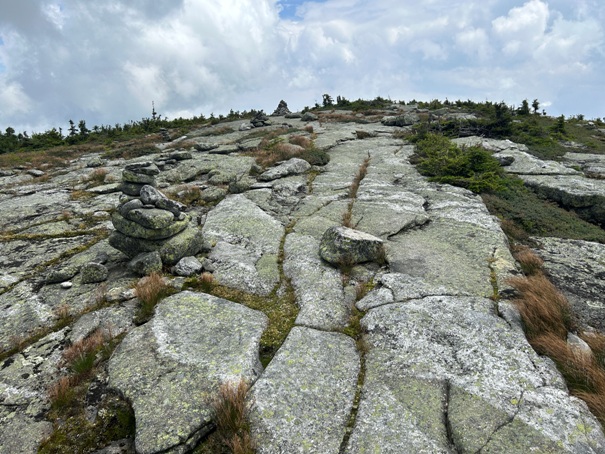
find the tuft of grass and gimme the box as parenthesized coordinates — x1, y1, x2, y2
(348, 155, 370, 199)
(166, 184, 202, 206)
(508, 274, 575, 340)
(212, 380, 256, 454)
(199, 272, 216, 292)
(61, 328, 110, 377)
(133, 272, 173, 324)
(508, 270, 605, 426)
(513, 245, 544, 276)
(48, 376, 78, 411)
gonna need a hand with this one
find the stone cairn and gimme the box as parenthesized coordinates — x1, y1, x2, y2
(271, 100, 292, 116)
(108, 161, 204, 274)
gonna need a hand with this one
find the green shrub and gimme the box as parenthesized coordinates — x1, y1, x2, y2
(412, 133, 506, 193)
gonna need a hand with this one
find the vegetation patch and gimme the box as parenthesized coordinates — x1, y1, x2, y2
(508, 265, 605, 427)
(133, 272, 175, 325)
(411, 133, 506, 193)
(210, 380, 256, 454)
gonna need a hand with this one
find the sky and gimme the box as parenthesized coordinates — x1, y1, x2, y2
(0, 0, 604, 134)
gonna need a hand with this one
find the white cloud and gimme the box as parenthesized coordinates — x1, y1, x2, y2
(0, 0, 604, 132)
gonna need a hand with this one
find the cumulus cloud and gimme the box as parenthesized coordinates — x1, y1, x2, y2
(0, 0, 604, 132)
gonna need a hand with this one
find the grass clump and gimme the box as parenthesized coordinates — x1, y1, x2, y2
(508, 269, 605, 426)
(133, 272, 174, 324)
(211, 380, 256, 454)
(249, 130, 329, 168)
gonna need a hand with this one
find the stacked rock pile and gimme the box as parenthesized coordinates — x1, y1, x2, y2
(119, 161, 160, 196)
(109, 164, 204, 274)
(271, 100, 291, 116)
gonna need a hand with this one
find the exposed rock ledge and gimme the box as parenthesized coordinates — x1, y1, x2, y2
(0, 115, 604, 453)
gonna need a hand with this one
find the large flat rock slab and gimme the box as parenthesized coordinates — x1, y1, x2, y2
(250, 326, 359, 454)
(202, 195, 284, 296)
(0, 329, 67, 454)
(346, 296, 605, 453)
(283, 233, 348, 330)
(386, 219, 513, 297)
(108, 291, 267, 454)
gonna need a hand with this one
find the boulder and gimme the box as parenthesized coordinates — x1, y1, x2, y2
(258, 158, 311, 181)
(381, 113, 419, 126)
(319, 226, 384, 266)
(127, 251, 163, 276)
(80, 262, 109, 284)
(108, 291, 267, 454)
(301, 112, 318, 122)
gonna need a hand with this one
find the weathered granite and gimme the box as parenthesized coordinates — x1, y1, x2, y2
(258, 158, 311, 182)
(250, 327, 359, 454)
(534, 237, 605, 331)
(108, 291, 267, 454)
(284, 233, 348, 330)
(346, 296, 605, 453)
(202, 195, 284, 296)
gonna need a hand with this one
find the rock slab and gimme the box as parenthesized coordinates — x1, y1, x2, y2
(108, 291, 268, 454)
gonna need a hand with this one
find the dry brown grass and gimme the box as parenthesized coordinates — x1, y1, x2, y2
(509, 271, 605, 426)
(304, 125, 314, 134)
(288, 135, 312, 149)
(508, 274, 574, 340)
(48, 376, 77, 409)
(134, 272, 173, 323)
(199, 272, 216, 292)
(61, 328, 111, 378)
(82, 168, 108, 186)
(348, 155, 371, 199)
(166, 184, 201, 205)
(513, 245, 544, 276)
(212, 380, 256, 454)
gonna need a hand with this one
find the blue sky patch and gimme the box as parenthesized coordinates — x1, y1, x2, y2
(277, 0, 326, 20)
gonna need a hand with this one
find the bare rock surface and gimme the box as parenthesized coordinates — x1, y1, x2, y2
(108, 291, 267, 454)
(535, 237, 605, 331)
(249, 327, 359, 454)
(1, 116, 604, 453)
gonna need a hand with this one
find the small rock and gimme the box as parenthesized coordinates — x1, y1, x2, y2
(319, 226, 385, 266)
(139, 185, 164, 205)
(118, 199, 144, 217)
(27, 169, 45, 177)
(127, 251, 163, 276)
(86, 157, 106, 168)
(173, 256, 203, 277)
(60, 281, 73, 289)
(193, 143, 219, 152)
(239, 122, 254, 131)
(80, 262, 109, 284)
(122, 169, 157, 185)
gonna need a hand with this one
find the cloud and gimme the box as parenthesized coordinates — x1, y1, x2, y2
(0, 0, 604, 133)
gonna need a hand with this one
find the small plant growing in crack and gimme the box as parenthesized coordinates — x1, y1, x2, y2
(211, 379, 256, 454)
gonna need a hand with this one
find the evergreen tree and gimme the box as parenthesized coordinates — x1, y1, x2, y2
(532, 99, 540, 114)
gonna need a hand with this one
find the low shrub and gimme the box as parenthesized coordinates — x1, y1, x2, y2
(412, 133, 506, 193)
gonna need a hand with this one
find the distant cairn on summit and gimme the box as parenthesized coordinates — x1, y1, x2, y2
(272, 99, 291, 116)
(108, 162, 204, 274)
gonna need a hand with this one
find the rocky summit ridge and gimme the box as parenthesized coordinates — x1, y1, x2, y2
(1, 103, 605, 453)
